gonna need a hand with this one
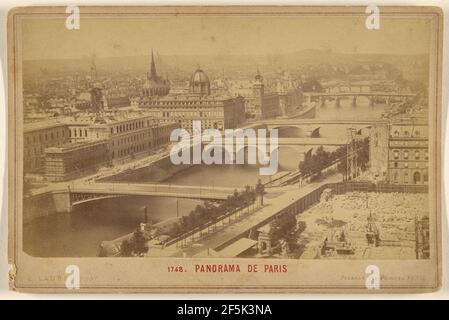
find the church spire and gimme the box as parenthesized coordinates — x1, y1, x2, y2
(255, 65, 263, 82)
(150, 49, 157, 78)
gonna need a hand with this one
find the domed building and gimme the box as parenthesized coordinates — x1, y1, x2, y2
(189, 68, 211, 96)
(142, 50, 170, 98)
(137, 65, 246, 133)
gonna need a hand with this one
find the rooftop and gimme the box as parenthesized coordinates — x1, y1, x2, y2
(45, 140, 108, 153)
(67, 110, 154, 125)
(137, 93, 240, 103)
(24, 119, 69, 133)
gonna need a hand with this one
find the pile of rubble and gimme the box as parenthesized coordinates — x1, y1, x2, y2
(297, 191, 429, 259)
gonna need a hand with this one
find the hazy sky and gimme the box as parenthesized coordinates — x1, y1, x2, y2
(21, 15, 432, 60)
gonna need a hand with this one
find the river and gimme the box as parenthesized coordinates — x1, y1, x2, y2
(23, 98, 389, 257)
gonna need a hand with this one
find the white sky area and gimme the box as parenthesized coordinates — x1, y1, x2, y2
(21, 15, 431, 60)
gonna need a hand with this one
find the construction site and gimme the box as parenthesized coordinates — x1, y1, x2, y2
(297, 190, 429, 260)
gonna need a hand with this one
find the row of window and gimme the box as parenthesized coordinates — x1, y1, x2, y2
(159, 110, 224, 118)
(112, 143, 150, 159)
(111, 135, 172, 159)
(153, 137, 170, 147)
(392, 170, 428, 184)
(392, 149, 428, 160)
(26, 143, 56, 156)
(142, 88, 169, 96)
(110, 120, 147, 134)
(180, 120, 222, 130)
(112, 132, 149, 147)
(392, 162, 428, 169)
(24, 158, 41, 171)
(141, 100, 225, 106)
(70, 128, 88, 138)
(152, 126, 175, 138)
(25, 129, 68, 144)
(391, 129, 423, 137)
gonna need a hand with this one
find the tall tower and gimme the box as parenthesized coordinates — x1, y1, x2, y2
(142, 49, 170, 97)
(90, 54, 97, 82)
(253, 67, 264, 118)
(150, 49, 157, 78)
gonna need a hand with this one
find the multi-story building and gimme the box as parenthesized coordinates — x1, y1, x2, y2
(211, 71, 302, 119)
(66, 112, 177, 162)
(252, 70, 279, 119)
(25, 109, 177, 180)
(251, 69, 303, 119)
(387, 116, 428, 185)
(135, 67, 246, 133)
(24, 121, 71, 173)
(278, 88, 303, 116)
(100, 115, 176, 161)
(137, 95, 245, 133)
(43, 113, 176, 181)
(369, 112, 428, 185)
(103, 95, 130, 109)
(44, 140, 110, 181)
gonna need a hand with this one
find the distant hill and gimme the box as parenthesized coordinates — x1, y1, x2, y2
(23, 50, 428, 81)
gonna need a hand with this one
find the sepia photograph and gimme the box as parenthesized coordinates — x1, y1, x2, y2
(7, 5, 442, 292)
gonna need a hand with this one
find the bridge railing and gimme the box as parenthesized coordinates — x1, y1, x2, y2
(72, 182, 240, 198)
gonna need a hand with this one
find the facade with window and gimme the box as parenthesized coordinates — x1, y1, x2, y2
(369, 114, 428, 185)
(135, 95, 245, 133)
(133, 67, 246, 133)
(388, 117, 428, 185)
(67, 123, 91, 143)
(24, 121, 71, 174)
(82, 114, 178, 162)
(44, 140, 110, 181)
(28, 112, 177, 179)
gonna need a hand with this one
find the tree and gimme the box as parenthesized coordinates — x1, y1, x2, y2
(120, 239, 133, 257)
(130, 228, 149, 256)
(356, 137, 370, 171)
(299, 146, 333, 178)
(338, 160, 348, 181)
(168, 186, 260, 240)
(269, 213, 297, 244)
(255, 179, 265, 206)
(298, 137, 369, 182)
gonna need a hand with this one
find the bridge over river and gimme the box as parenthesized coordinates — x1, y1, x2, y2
(26, 116, 378, 215)
(277, 137, 345, 146)
(258, 118, 386, 137)
(303, 91, 416, 108)
(262, 118, 387, 127)
(27, 181, 243, 214)
(69, 182, 239, 203)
